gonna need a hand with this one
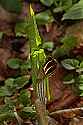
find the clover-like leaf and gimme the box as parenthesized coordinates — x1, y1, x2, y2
(61, 59, 79, 70)
(7, 58, 22, 69)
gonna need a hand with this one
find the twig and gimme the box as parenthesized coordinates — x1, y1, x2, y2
(14, 108, 23, 125)
(49, 107, 83, 116)
(4, 121, 8, 125)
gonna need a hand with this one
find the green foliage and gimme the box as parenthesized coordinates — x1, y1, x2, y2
(0, 32, 3, 39)
(0, 0, 22, 13)
(63, 74, 75, 84)
(18, 89, 31, 106)
(0, 86, 12, 97)
(40, 0, 54, 6)
(79, 75, 83, 96)
(43, 42, 54, 51)
(53, 35, 77, 57)
(5, 78, 14, 86)
(7, 58, 22, 69)
(14, 76, 30, 89)
(0, 75, 30, 97)
(62, 0, 83, 20)
(20, 61, 32, 71)
(21, 106, 36, 119)
(61, 35, 77, 49)
(15, 21, 28, 37)
(39, 0, 81, 21)
(61, 59, 79, 70)
(79, 75, 83, 84)
(36, 10, 54, 25)
(0, 101, 15, 122)
(54, 0, 72, 12)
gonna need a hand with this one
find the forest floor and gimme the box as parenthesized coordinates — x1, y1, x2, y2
(0, 0, 83, 125)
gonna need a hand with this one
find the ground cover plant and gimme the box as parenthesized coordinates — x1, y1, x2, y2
(0, 0, 83, 125)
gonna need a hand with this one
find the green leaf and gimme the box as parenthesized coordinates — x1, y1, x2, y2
(5, 76, 30, 92)
(79, 75, 83, 84)
(79, 61, 83, 68)
(36, 10, 54, 25)
(0, 0, 22, 14)
(53, 35, 77, 58)
(7, 58, 22, 69)
(18, 90, 31, 106)
(63, 74, 75, 84)
(62, 1, 83, 20)
(14, 75, 30, 89)
(61, 59, 79, 70)
(61, 0, 72, 11)
(80, 92, 83, 96)
(40, 0, 54, 6)
(20, 62, 31, 71)
(53, 0, 72, 12)
(52, 47, 66, 57)
(61, 35, 77, 49)
(5, 78, 15, 92)
(0, 104, 14, 121)
(0, 32, 3, 39)
(23, 106, 36, 118)
(0, 87, 12, 97)
(79, 84, 83, 90)
(77, 62, 83, 73)
(5, 78, 14, 86)
(43, 42, 54, 51)
(15, 21, 28, 37)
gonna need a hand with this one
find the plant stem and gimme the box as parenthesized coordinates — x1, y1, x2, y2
(49, 107, 83, 116)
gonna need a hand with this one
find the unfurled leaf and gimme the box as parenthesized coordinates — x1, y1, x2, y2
(62, 1, 83, 20)
(61, 59, 79, 70)
(0, 0, 22, 14)
(40, 0, 54, 6)
(36, 11, 54, 25)
(7, 58, 22, 69)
